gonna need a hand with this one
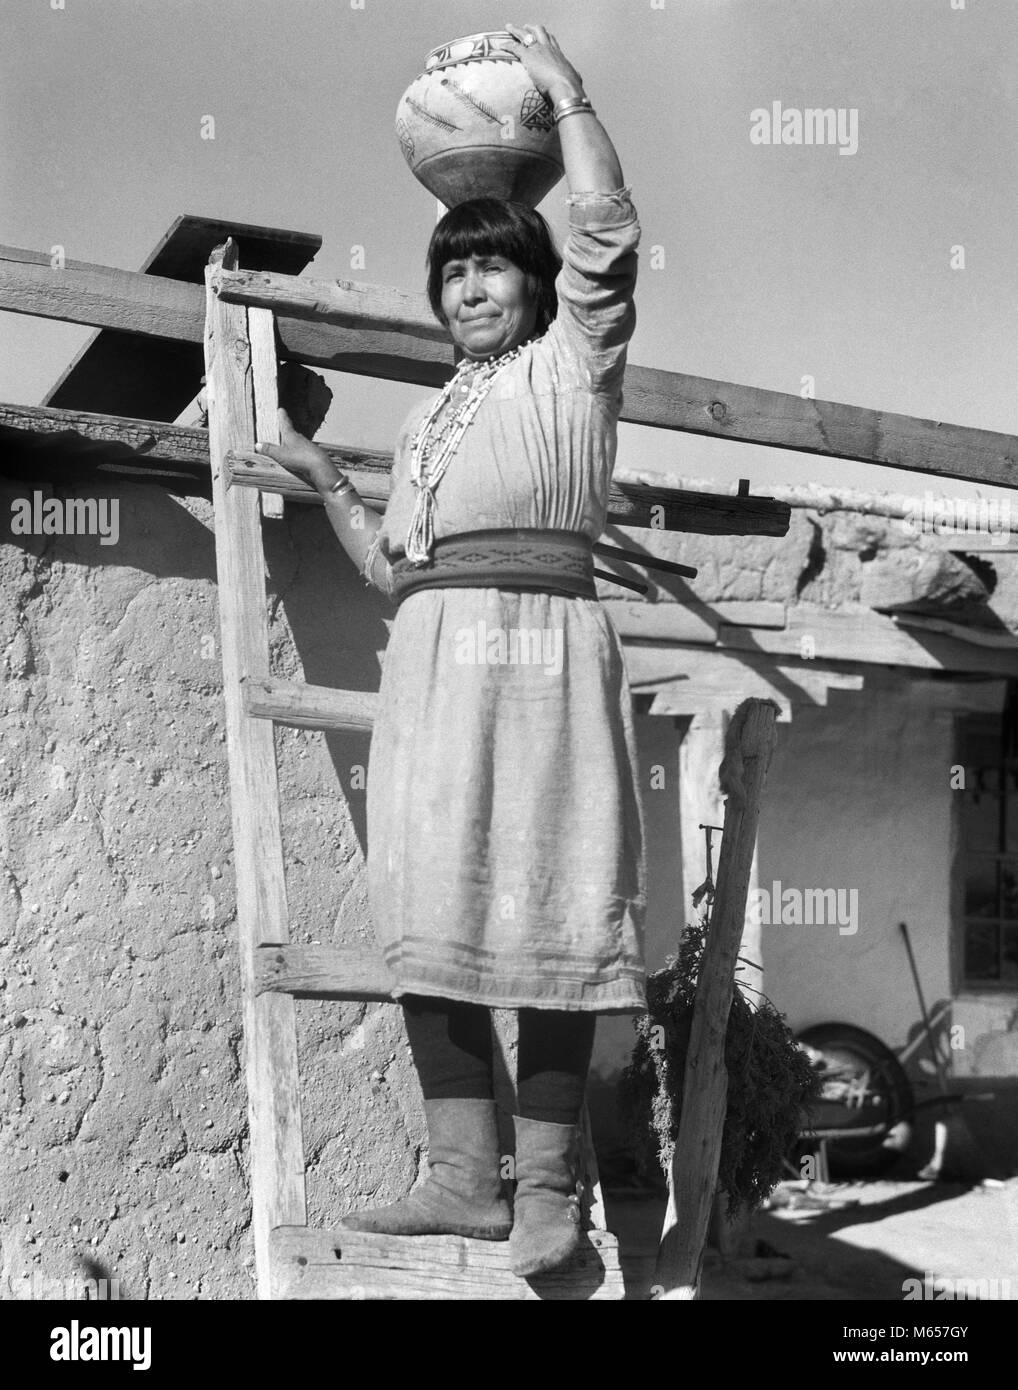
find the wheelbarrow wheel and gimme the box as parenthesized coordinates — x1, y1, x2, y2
(795, 1023, 915, 1178)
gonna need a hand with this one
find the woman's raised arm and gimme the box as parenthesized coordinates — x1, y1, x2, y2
(505, 24, 639, 392)
(504, 22, 624, 194)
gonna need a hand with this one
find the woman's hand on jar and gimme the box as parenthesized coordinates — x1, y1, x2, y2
(503, 22, 584, 100)
(236, 408, 338, 491)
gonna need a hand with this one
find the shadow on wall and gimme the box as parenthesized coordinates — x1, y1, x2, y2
(262, 497, 392, 857)
(1, 478, 392, 854)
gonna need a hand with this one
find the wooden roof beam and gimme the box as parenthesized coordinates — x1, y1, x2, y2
(212, 265, 1018, 488)
(0, 401, 788, 536)
(2, 246, 1017, 488)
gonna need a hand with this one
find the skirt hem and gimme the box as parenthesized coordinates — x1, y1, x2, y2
(385, 960, 647, 1015)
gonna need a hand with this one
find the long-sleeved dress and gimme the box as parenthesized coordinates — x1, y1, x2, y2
(362, 186, 646, 1013)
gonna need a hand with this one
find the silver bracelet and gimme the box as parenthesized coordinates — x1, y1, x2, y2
(555, 105, 597, 125)
(328, 475, 355, 498)
(553, 93, 591, 113)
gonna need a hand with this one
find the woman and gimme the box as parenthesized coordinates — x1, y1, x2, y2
(243, 22, 645, 1278)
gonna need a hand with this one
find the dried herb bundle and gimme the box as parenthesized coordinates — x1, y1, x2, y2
(618, 922, 821, 1217)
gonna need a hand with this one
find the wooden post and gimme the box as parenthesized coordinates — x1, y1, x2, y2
(679, 715, 765, 1012)
(654, 698, 779, 1300)
(204, 239, 307, 1296)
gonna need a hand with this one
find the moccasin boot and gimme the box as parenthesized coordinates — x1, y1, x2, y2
(339, 1097, 511, 1239)
(509, 1116, 583, 1277)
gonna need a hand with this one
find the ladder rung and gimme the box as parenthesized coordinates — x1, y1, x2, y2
(269, 1225, 626, 1300)
(257, 943, 395, 1001)
(242, 675, 376, 731)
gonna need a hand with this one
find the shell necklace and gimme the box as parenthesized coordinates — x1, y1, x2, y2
(405, 338, 531, 564)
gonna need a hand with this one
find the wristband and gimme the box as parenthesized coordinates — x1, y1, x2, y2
(553, 92, 591, 112)
(554, 94, 593, 117)
(555, 105, 597, 125)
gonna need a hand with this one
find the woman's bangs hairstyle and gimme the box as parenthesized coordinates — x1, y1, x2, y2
(427, 198, 561, 336)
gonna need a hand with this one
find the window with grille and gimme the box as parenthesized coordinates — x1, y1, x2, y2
(959, 706, 1018, 988)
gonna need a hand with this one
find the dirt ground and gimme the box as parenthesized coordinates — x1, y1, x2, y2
(607, 1177, 1018, 1301)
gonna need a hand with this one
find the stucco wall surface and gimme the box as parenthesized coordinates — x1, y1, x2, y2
(0, 479, 424, 1300)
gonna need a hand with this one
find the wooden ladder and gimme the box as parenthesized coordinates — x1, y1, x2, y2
(202, 238, 626, 1300)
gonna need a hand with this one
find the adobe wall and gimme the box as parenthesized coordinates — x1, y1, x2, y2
(0, 478, 423, 1299)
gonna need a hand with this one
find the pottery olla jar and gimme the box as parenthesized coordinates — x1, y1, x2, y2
(395, 31, 564, 208)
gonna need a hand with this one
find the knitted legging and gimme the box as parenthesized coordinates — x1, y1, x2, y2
(401, 995, 595, 1126)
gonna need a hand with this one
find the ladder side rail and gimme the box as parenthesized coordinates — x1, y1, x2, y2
(204, 239, 307, 1297)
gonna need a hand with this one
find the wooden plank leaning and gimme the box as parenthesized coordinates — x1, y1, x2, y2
(203, 238, 307, 1296)
(653, 697, 780, 1300)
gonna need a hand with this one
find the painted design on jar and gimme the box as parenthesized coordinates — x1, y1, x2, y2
(520, 88, 554, 132)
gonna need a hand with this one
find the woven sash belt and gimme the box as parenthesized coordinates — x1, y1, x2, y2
(389, 528, 597, 607)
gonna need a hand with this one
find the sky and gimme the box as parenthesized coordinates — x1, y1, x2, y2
(2, 0, 1016, 501)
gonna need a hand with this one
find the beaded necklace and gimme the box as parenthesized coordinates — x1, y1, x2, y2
(405, 337, 532, 564)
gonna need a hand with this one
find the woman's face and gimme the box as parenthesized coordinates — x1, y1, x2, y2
(439, 253, 538, 361)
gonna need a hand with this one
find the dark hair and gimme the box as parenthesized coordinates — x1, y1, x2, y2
(426, 198, 561, 335)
